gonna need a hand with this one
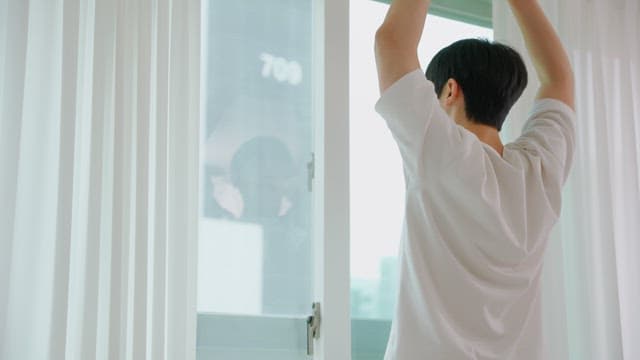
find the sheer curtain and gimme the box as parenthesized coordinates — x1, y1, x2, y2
(0, 0, 200, 359)
(495, 1, 640, 359)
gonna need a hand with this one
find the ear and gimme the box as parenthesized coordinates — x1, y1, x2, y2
(443, 78, 462, 106)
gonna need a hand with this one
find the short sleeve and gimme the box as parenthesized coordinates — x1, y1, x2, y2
(375, 68, 482, 184)
(515, 98, 577, 185)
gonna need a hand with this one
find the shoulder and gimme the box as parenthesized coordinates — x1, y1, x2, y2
(375, 68, 435, 119)
(515, 98, 577, 183)
(524, 98, 576, 132)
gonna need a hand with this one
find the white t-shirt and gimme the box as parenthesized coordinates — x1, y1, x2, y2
(375, 69, 576, 360)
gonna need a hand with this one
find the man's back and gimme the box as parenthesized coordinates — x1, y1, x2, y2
(376, 70, 576, 359)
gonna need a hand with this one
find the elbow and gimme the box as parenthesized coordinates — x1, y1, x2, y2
(556, 68, 575, 90)
(374, 24, 404, 59)
(540, 64, 575, 89)
(565, 68, 575, 90)
(375, 23, 420, 57)
(537, 72, 576, 109)
(374, 25, 393, 55)
(375, 22, 408, 48)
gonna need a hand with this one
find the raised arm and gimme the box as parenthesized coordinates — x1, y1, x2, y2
(508, 0, 575, 109)
(374, 0, 431, 93)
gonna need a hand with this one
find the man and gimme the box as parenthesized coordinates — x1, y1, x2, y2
(374, 0, 576, 359)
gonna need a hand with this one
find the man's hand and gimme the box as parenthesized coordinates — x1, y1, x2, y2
(508, 0, 575, 109)
(374, 0, 431, 94)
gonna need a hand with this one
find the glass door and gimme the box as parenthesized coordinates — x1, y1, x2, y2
(198, 0, 316, 359)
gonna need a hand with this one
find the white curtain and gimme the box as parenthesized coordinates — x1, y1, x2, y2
(495, 1, 640, 359)
(0, 0, 200, 359)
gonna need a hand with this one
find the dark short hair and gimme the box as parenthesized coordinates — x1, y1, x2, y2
(425, 38, 527, 131)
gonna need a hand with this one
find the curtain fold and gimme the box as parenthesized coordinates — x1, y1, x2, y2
(0, 0, 200, 359)
(494, 1, 640, 359)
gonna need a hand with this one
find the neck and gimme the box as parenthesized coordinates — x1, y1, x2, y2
(460, 119, 504, 156)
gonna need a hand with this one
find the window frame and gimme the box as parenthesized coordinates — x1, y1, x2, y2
(374, 0, 492, 28)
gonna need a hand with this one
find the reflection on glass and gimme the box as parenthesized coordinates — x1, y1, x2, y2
(349, 0, 494, 321)
(199, 0, 312, 318)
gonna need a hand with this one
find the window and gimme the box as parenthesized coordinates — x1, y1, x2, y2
(197, 0, 491, 358)
(349, 0, 493, 357)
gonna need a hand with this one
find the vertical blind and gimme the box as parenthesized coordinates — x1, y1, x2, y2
(0, 0, 200, 359)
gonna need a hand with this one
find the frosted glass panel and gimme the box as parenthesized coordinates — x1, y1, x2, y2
(198, 1, 314, 357)
(198, 219, 264, 314)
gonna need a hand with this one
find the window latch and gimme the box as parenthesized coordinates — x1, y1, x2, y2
(307, 152, 315, 192)
(306, 302, 321, 355)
